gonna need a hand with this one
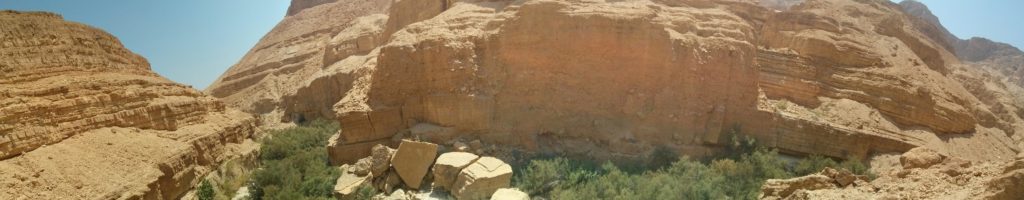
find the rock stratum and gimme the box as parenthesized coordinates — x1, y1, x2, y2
(209, 0, 1024, 166)
(0, 11, 256, 199)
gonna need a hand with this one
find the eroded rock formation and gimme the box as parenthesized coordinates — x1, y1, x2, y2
(761, 148, 1024, 200)
(0, 11, 256, 199)
(210, 0, 1024, 167)
(205, 0, 391, 125)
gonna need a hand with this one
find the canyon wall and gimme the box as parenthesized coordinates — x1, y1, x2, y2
(205, 0, 391, 126)
(0, 11, 256, 199)
(209, 0, 1024, 165)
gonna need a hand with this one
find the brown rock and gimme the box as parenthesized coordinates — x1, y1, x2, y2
(0, 11, 256, 199)
(490, 188, 530, 200)
(352, 157, 372, 176)
(371, 144, 396, 176)
(760, 174, 836, 199)
(373, 168, 404, 194)
(328, 135, 392, 165)
(391, 140, 439, 189)
(900, 147, 946, 169)
(205, 0, 392, 125)
(213, 0, 1024, 167)
(820, 167, 857, 187)
(433, 152, 481, 191)
(409, 123, 458, 144)
(452, 157, 513, 200)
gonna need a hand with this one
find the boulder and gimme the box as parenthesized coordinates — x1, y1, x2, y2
(452, 157, 513, 200)
(374, 169, 404, 194)
(391, 140, 439, 189)
(352, 157, 372, 176)
(433, 152, 481, 190)
(371, 144, 396, 176)
(819, 167, 857, 187)
(490, 188, 529, 200)
(383, 188, 409, 200)
(900, 147, 946, 169)
(760, 174, 836, 199)
(334, 170, 371, 200)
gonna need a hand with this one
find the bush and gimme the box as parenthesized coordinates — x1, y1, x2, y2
(248, 120, 340, 200)
(514, 135, 874, 200)
(794, 155, 874, 179)
(198, 180, 215, 200)
(354, 184, 377, 200)
(794, 155, 839, 175)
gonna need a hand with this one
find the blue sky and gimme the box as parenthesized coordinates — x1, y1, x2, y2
(1, 1, 1021, 89)
(906, 0, 1024, 50)
(1, 1, 289, 89)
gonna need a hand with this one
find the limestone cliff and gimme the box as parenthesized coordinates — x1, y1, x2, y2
(211, 0, 1024, 165)
(0, 11, 256, 199)
(899, 0, 1024, 87)
(205, 0, 391, 126)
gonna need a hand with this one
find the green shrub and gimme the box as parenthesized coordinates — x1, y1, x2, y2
(248, 120, 340, 200)
(794, 155, 839, 175)
(354, 184, 377, 200)
(515, 135, 873, 200)
(198, 180, 215, 200)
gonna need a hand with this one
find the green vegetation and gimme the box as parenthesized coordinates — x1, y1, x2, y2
(354, 184, 377, 200)
(514, 135, 873, 200)
(248, 120, 341, 200)
(198, 180, 215, 200)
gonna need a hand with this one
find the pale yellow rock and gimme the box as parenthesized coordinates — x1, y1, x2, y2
(490, 188, 529, 200)
(760, 174, 836, 200)
(334, 171, 370, 200)
(390, 140, 439, 189)
(900, 147, 946, 169)
(433, 152, 480, 191)
(452, 157, 513, 200)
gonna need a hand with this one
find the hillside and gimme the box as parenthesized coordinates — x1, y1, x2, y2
(0, 11, 257, 199)
(209, 0, 1023, 164)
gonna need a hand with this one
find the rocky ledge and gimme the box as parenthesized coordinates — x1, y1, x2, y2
(0, 11, 257, 200)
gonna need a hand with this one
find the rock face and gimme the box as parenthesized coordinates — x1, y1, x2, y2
(761, 148, 1024, 199)
(205, 0, 391, 126)
(390, 140, 439, 189)
(899, 0, 1024, 87)
(0, 11, 256, 199)
(213, 0, 1024, 166)
(452, 157, 513, 200)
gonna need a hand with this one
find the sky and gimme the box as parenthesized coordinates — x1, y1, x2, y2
(904, 0, 1024, 50)
(0, 1, 1021, 89)
(0, 1, 289, 90)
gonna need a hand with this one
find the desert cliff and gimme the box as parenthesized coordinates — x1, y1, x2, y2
(0, 11, 257, 199)
(208, 0, 1023, 165)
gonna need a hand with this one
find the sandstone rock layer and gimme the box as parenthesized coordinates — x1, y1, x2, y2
(212, 0, 1024, 164)
(0, 11, 256, 199)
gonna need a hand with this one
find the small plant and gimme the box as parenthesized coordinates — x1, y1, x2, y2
(198, 180, 215, 200)
(794, 155, 839, 175)
(354, 184, 377, 200)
